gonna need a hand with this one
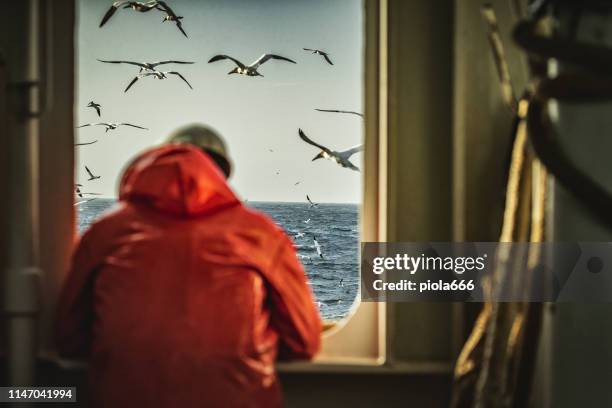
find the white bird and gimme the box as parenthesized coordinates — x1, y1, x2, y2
(306, 195, 318, 208)
(87, 101, 101, 116)
(99, 1, 162, 28)
(75, 185, 102, 199)
(208, 53, 296, 77)
(77, 122, 147, 132)
(304, 218, 311, 224)
(298, 129, 363, 171)
(157, 1, 188, 37)
(315, 108, 363, 118)
(97, 59, 195, 73)
(294, 232, 305, 239)
(303, 48, 333, 65)
(313, 236, 324, 259)
(124, 70, 193, 92)
(85, 166, 101, 181)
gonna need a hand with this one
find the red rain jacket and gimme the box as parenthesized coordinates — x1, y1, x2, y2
(56, 145, 321, 408)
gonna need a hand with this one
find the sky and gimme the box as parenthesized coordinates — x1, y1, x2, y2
(76, 0, 364, 203)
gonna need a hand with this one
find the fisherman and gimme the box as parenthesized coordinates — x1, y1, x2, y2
(56, 124, 322, 408)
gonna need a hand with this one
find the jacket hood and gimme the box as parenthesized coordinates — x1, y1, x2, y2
(119, 145, 240, 217)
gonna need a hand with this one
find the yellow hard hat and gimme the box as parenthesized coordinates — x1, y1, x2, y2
(166, 124, 232, 178)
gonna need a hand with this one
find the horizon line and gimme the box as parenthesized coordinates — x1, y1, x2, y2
(85, 196, 360, 206)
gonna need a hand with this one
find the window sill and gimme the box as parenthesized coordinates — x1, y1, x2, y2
(277, 359, 453, 374)
(49, 353, 452, 376)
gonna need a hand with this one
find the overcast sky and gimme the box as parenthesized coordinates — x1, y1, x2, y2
(76, 0, 363, 203)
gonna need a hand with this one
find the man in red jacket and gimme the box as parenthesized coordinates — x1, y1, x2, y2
(56, 125, 322, 407)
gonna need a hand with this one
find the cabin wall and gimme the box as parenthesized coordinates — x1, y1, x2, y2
(545, 7, 612, 408)
(0, 15, 9, 356)
(452, 0, 529, 243)
(36, 0, 76, 353)
(0, 1, 30, 365)
(0, 0, 75, 356)
(386, 0, 455, 365)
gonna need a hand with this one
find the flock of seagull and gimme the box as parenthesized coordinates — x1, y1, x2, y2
(76, 0, 364, 265)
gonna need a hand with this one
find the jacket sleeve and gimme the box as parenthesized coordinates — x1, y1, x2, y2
(55, 229, 101, 358)
(265, 234, 322, 361)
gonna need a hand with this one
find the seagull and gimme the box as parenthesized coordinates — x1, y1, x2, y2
(157, 0, 188, 37)
(306, 195, 318, 208)
(208, 53, 296, 77)
(294, 232, 305, 239)
(294, 181, 301, 186)
(77, 122, 148, 132)
(298, 129, 363, 171)
(85, 166, 101, 181)
(75, 140, 98, 146)
(97, 59, 194, 73)
(313, 236, 324, 259)
(303, 48, 333, 65)
(87, 101, 101, 116)
(99, 1, 163, 28)
(304, 218, 311, 224)
(75, 185, 102, 198)
(268, 149, 274, 153)
(315, 108, 364, 118)
(124, 70, 193, 92)
(340, 278, 344, 287)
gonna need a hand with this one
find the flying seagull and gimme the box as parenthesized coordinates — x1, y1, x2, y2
(99, 1, 162, 28)
(306, 195, 318, 208)
(208, 53, 296, 77)
(75, 185, 102, 198)
(97, 59, 194, 73)
(156, 1, 188, 37)
(87, 101, 101, 117)
(77, 122, 148, 132)
(85, 166, 101, 181)
(75, 140, 98, 146)
(303, 48, 333, 65)
(304, 218, 311, 224)
(298, 128, 363, 171)
(315, 108, 364, 118)
(124, 70, 193, 92)
(294, 181, 301, 186)
(313, 236, 324, 259)
(294, 232, 305, 239)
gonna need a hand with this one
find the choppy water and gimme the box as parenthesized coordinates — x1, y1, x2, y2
(78, 199, 359, 321)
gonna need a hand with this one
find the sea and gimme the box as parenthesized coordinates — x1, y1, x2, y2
(78, 199, 360, 321)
